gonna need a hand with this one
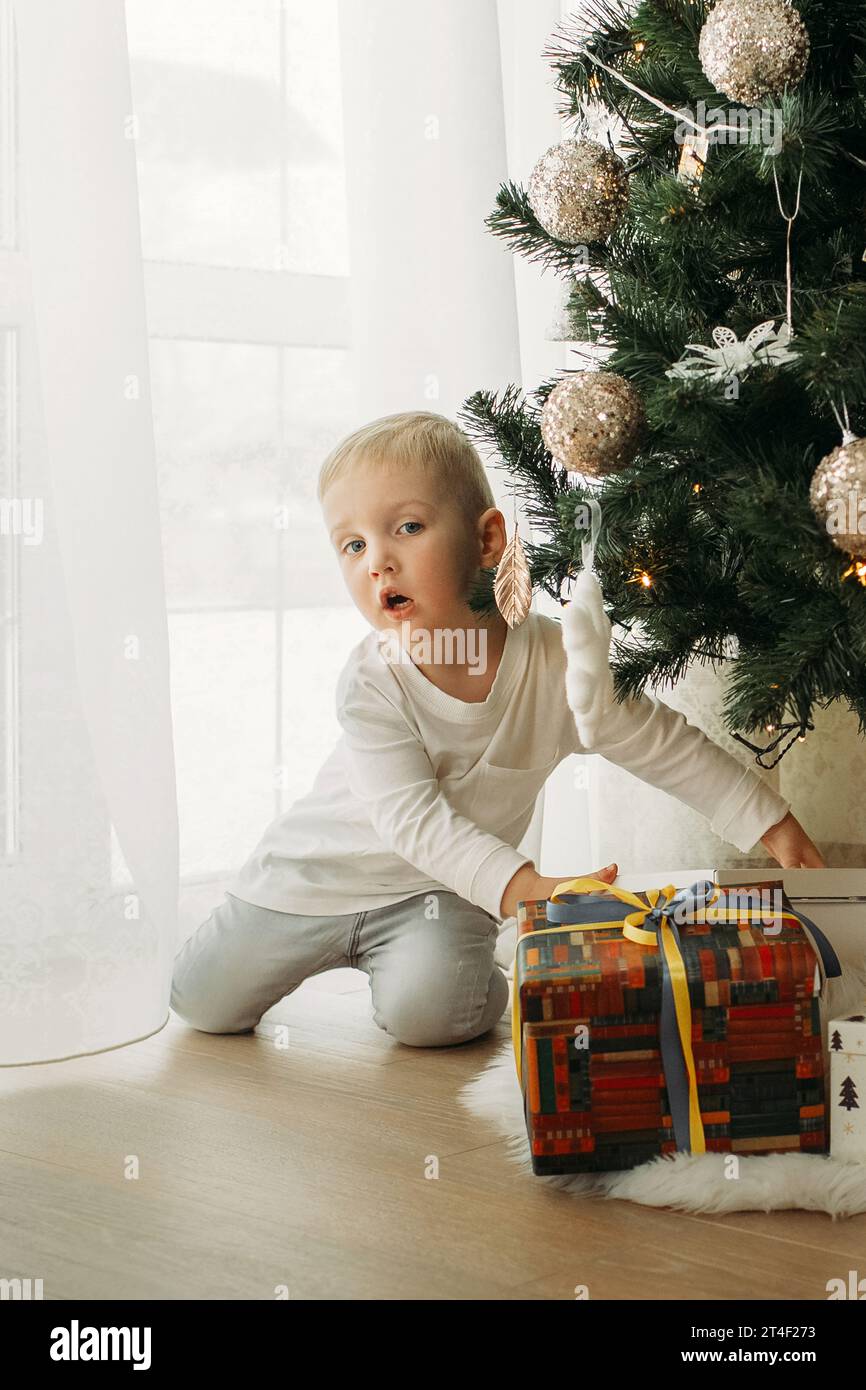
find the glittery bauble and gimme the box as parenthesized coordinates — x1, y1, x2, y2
(527, 139, 629, 244)
(810, 436, 866, 557)
(699, 0, 810, 103)
(540, 371, 646, 476)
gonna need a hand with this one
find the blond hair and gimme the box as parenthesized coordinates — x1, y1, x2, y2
(317, 411, 496, 529)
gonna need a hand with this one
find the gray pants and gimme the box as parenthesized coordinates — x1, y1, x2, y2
(170, 889, 510, 1048)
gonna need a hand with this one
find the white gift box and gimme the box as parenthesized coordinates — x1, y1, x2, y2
(828, 1011, 866, 1162)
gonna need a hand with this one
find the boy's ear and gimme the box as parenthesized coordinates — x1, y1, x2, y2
(477, 507, 508, 567)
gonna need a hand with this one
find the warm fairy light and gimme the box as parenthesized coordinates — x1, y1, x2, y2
(634, 40, 646, 54)
(798, 735, 806, 742)
(692, 482, 702, 493)
(589, 73, 601, 91)
(626, 567, 653, 588)
(766, 724, 776, 733)
(842, 560, 866, 586)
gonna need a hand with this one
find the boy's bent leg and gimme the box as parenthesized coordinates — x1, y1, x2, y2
(356, 891, 510, 1048)
(170, 893, 353, 1035)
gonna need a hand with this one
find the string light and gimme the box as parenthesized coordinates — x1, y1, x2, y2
(733, 718, 813, 768)
(626, 568, 653, 588)
(692, 482, 702, 493)
(842, 560, 866, 586)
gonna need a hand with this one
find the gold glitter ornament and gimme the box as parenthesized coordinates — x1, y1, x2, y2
(698, 0, 810, 104)
(810, 435, 866, 558)
(540, 371, 646, 476)
(527, 139, 629, 244)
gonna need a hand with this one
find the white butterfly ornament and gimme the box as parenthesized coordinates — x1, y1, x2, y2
(665, 319, 799, 384)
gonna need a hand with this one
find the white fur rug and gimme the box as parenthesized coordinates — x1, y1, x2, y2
(459, 924, 866, 1217)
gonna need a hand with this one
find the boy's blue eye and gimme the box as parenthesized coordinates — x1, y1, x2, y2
(342, 521, 423, 555)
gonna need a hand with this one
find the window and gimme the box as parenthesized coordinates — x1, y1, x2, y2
(121, 0, 362, 884)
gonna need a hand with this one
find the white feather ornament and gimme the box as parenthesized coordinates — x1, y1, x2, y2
(561, 552, 616, 749)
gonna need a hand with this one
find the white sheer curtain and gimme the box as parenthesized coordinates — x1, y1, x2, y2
(2, 0, 582, 1064)
(2, 0, 177, 1064)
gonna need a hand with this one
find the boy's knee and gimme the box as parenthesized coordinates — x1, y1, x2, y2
(383, 1021, 495, 1048)
(380, 1012, 500, 1048)
(174, 1013, 253, 1036)
(169, 976, 253, 1036)
(374, 966, 509, 1048)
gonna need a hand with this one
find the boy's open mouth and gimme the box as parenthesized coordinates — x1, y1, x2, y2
(379, 589, 415, 614)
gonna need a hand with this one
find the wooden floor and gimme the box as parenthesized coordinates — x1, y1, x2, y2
(1, 968, 864, 1301)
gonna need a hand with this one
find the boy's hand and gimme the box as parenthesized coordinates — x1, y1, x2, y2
(760, 811, 825, 868)
(501, 861, 618, 919)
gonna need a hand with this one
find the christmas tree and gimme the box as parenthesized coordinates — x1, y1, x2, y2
(460, 0, 866, 769)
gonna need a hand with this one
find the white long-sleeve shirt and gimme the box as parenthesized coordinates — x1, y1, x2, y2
(226, 610, 791, 922)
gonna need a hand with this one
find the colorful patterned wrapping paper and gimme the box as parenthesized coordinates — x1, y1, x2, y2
(514, 881, 831, 1175)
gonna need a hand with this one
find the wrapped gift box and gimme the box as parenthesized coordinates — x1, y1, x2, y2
(513, 876, 841, 1175)
(829, 1010, 866, 1163)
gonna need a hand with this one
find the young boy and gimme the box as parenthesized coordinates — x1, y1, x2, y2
(170, 411, 823, 1047)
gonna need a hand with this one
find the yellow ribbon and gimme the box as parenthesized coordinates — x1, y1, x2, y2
(511, 875, 807, 1156)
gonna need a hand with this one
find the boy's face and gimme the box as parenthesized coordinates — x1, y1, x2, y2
(323, 459, 506, 635)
